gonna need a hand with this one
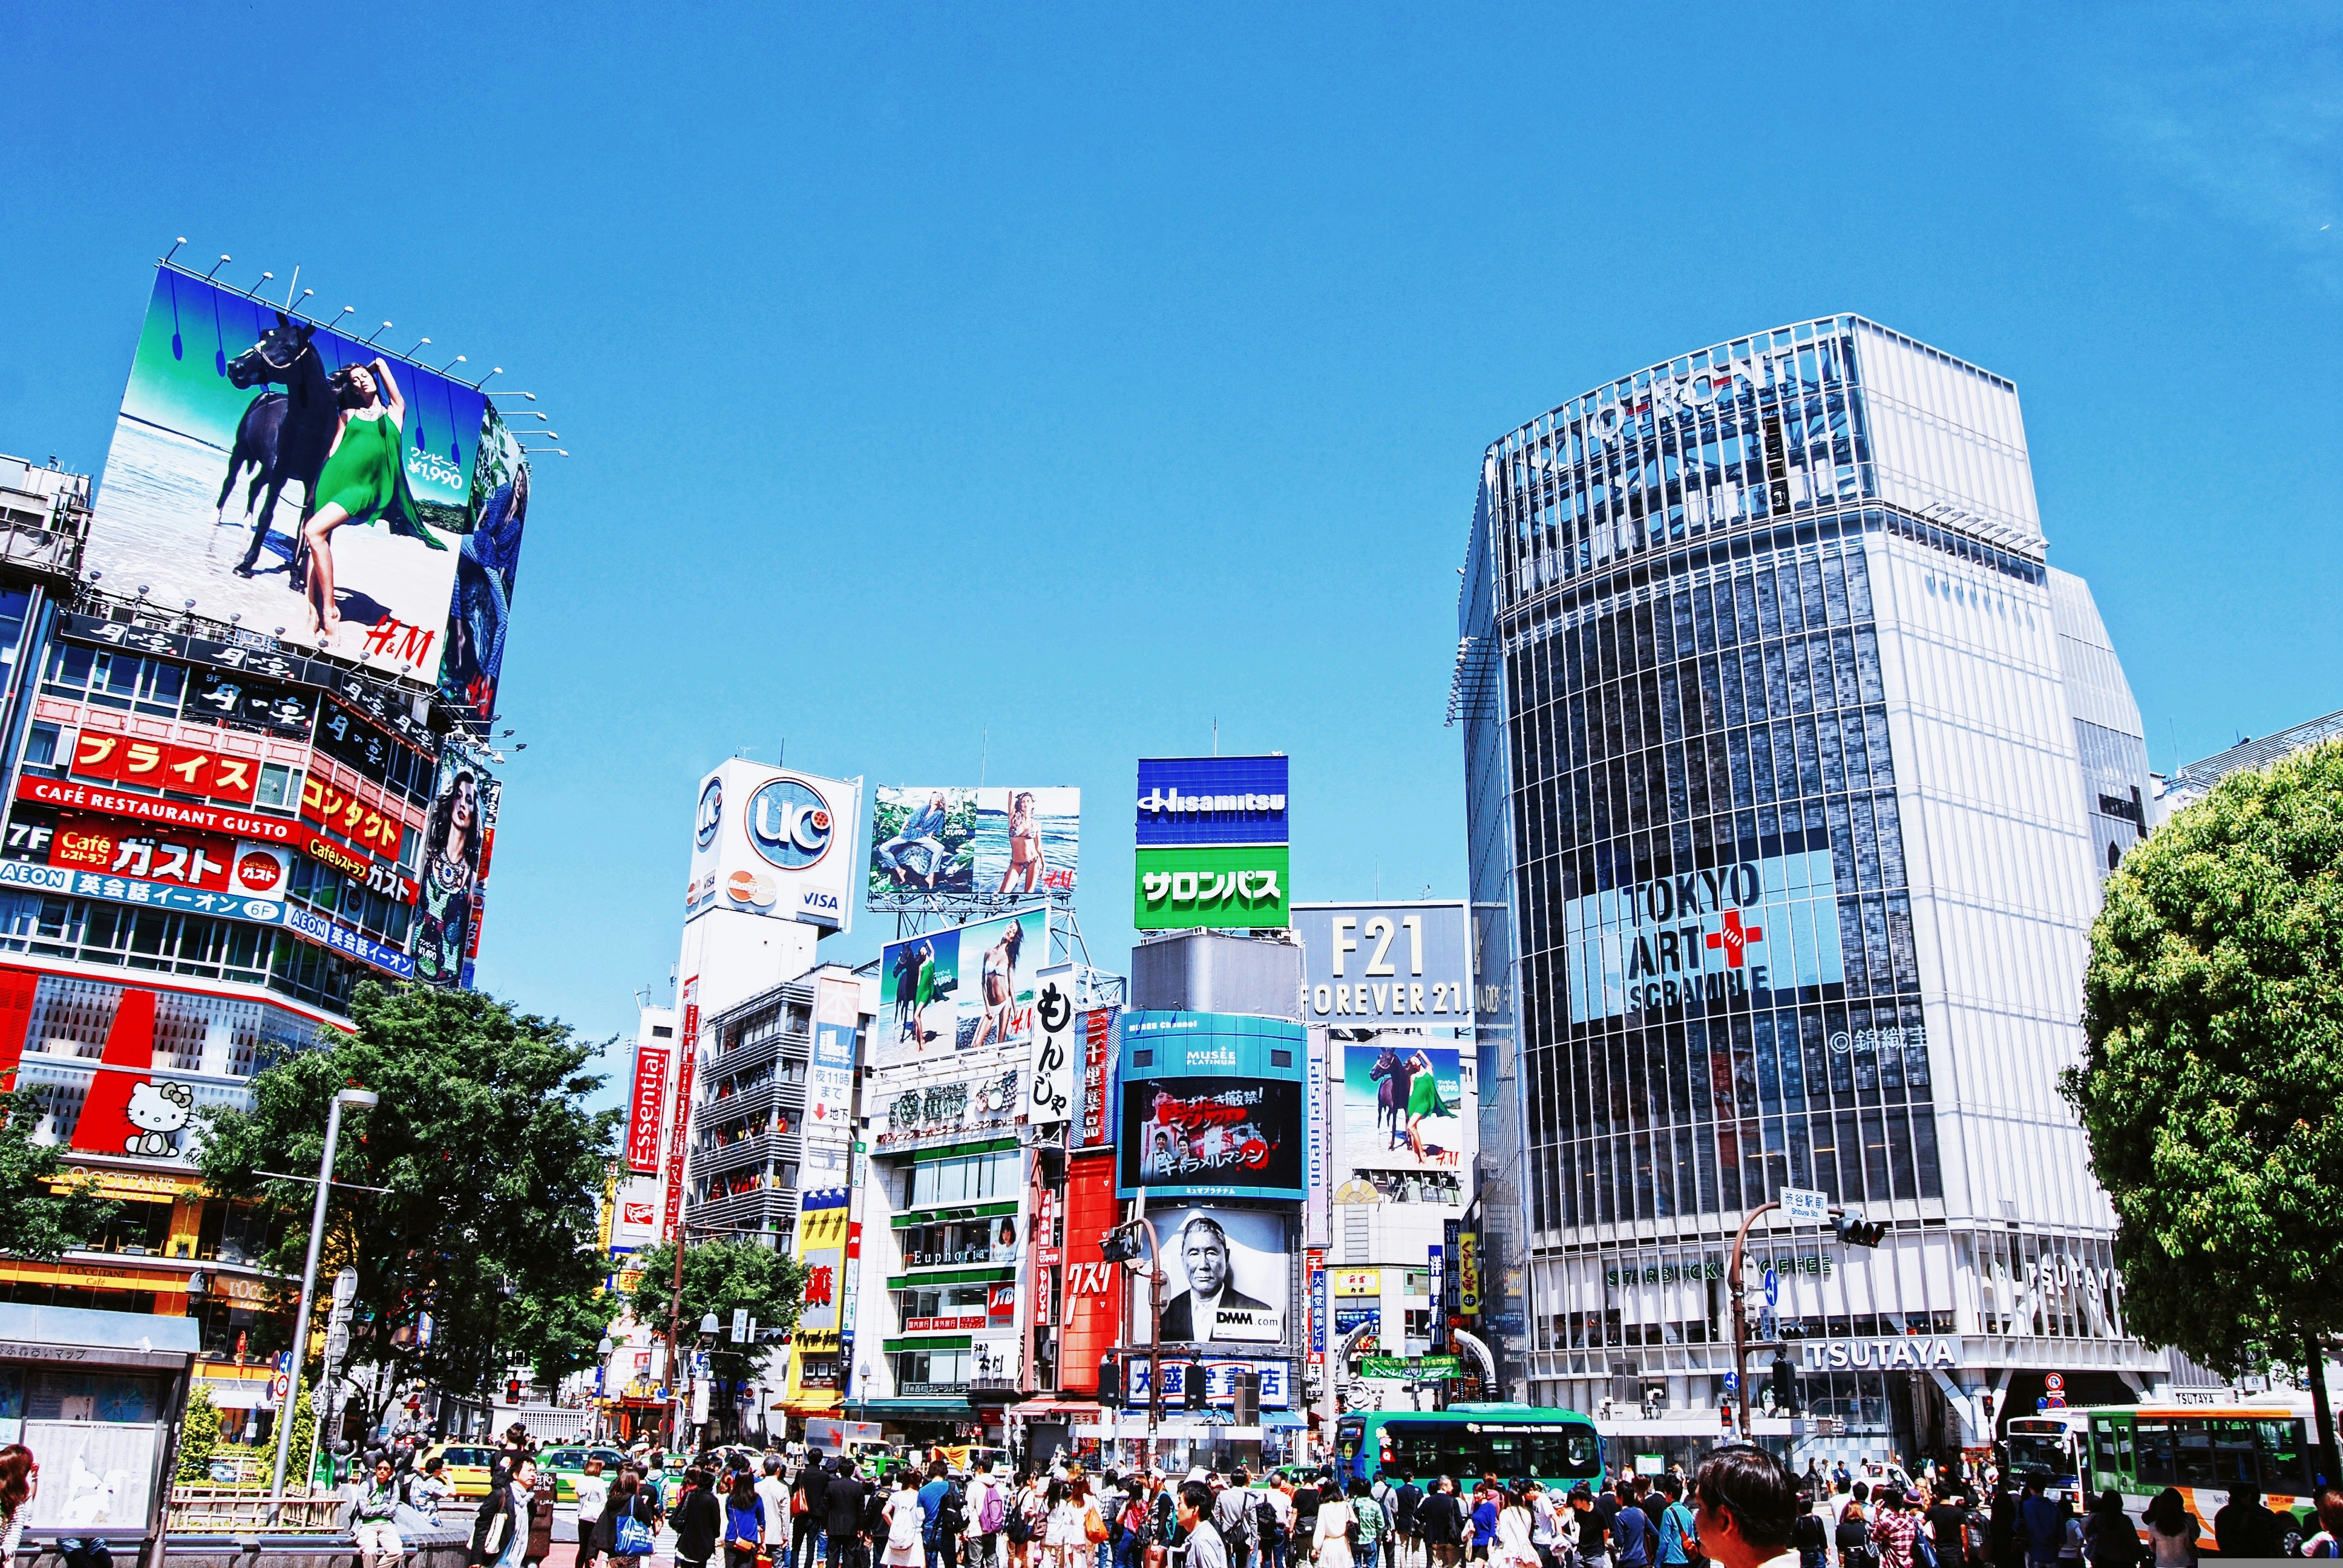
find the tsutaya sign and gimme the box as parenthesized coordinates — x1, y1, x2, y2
(1562, 848, 1845, 1023)
(1799, 1337, 1959, 1371)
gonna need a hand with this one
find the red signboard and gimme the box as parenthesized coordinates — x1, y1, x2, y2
(300, 774, 406, 860)
(70, 731, 260, 805)
(51, 812, 234, 891)
(663, 979, 700, 1241)
(16, 777, 414, 904)
(1078, 1008, 1114, 1149)
(626, 1044, 670, 1172)
(904, 1314, 989, 1333)
(1056, 1151, 1123, 1394)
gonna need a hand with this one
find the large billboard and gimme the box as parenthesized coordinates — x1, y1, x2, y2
(1116, 1010, 1306, 1201)
(1143, 1205, 1291, 1346)
(88, 267, 527, 684)
(413, 751, 501, 990)
(1562, 848, 1844, 1022)
(787, 1188, 849, 1399)
(1133, 756, 1289, 929)
(1135, 756, 1289, 847)
(1293, 901, 1471, 1027)
(684, 762, 860, 934)
(866, 786, 1078, 905)
(439, 406, 530, 722)
(876, 906, 1049, 1068)
(1340, 1040, 1467, 1172)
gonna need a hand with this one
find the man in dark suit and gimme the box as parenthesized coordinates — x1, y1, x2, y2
(1158, 1215, 1274, 1340)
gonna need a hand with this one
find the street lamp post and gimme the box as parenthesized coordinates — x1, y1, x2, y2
(267, 1086, 378, 1518)
(1101, 1209, 1167, 1464)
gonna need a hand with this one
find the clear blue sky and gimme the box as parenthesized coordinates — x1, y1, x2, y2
(2, 5, 2336, 1106)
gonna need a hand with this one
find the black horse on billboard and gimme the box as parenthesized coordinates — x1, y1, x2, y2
(217, 314, 336, 581)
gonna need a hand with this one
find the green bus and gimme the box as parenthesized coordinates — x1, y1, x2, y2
(1334, 1404, 1605, 1489)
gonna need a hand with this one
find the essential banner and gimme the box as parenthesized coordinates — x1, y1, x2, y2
(876, 906, 1049, 1067)
(867, 786, 1078, 905)
(87, 267, 527, 684)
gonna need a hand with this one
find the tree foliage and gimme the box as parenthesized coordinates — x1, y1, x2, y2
(623, 1238, 808, 1388)
(177, 1385, 221, 1482)
(0, 1087, 117, 1259)
(2063, 742, 2343, 1374)
(198, 983, 619, 1420)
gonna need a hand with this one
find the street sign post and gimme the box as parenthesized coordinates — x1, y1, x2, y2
(1781, 1186, 1829, 1226)
(1763, 1267, 1779, 1308)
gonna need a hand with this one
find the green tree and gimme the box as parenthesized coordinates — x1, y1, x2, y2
(198, 983, 619, 1429)
(0, 1087, 117, 1259)
(2063, 742, 2343, 1451)
(176, 1383, 221, 1482)
(624, 1237, 808, 1390)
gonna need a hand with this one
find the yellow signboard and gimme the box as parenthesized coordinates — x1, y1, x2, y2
(1332, 1269, 1381, 1297)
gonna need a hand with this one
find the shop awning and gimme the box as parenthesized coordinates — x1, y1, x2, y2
(1261, 1412, 1308, 1429)
(859, 1398, 981, 1418)
(1009, 1399, 1103, 1420)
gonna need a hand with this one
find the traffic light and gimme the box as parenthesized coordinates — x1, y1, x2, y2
(1099, 1227, 1139, 1263)
(1832, 1209, 1887, 1248)
(1101, 1354, 1123, 1408)
(1185, 1363, 1207, 1410)
(505, 1377, 521, 1403)
(1769, 1353, 1797, 1415)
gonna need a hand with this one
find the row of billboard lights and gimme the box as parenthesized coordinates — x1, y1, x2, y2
(76, 572, 528, 760)
(159, 238, 569, 457)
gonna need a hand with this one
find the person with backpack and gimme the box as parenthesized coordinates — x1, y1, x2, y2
(1653, 1478, 1697, 1568)
(1214, 1472, 1260, 1568)
(968, 1462, 1012, 1568)
(1835, 1492, 1875, 1568)
(1391, 1472, 1427, 1568)
(1352, 1478, 1389, 1568)
(1295, 1481, 1322, 1568)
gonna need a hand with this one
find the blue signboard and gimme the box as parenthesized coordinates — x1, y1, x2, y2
(1117, 1010, 1308, 1201)
(0, 858, 413, 979)
(1135, 756, 1289, 848)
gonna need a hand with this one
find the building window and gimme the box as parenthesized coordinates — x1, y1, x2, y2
(87, 1199, 174, 1256)
(892, 1349, 975, 1393)
(899, 1218, 1018, 1268)
(255, 763, 295, 810)
(905, 1149, 1019, 1208)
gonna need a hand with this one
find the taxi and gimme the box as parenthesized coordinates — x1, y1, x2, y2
(421, 1442, 501, 1499)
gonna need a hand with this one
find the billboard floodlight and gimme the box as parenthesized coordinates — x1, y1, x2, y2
(205, 254, 230, 279)
(439, 353, 468, 373)
(163, 238, 188, 264)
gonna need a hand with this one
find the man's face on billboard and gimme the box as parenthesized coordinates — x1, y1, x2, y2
(1181, 1225, 1229, 1297)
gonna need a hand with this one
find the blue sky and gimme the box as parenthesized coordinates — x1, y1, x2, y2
(1, 5, 2336, 1106)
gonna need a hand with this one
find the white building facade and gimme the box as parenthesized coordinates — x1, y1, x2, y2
(1457, 317, 2164, 1460)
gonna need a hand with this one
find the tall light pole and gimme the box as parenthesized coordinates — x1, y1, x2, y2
(268, 1087, 378, 1517)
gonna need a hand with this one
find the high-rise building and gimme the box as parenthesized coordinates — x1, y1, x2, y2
(0, 261, 536, 1436)
(1456, 316, 2162, 1458)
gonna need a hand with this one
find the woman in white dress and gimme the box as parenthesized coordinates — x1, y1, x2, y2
(1044, 1480, 1089, 1568)
(883, 1472, 926, 1568)
(1315, 1483, 1357, 1568)
(1493, 1485, 1541, 1568)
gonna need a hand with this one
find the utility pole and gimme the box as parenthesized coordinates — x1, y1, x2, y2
(1731, 1190, 1882, 1440)
(269, 1087, 377, 1518)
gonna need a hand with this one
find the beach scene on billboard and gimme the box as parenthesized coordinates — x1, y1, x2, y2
(877, 906, 1049, 1066)
(1342, 1042, 1464, 1171)
(868, 786, 1077, 901)
(87, 267, 526, 683)
(1146, 1206, 1289, 1345)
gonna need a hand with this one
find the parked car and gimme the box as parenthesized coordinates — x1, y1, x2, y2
(420, 1442, 500, 1498)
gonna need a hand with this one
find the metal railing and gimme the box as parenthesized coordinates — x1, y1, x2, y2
(164, 1487, 343, 1531)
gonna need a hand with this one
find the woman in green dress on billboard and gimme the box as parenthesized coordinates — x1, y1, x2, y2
(301, 357, 447, 646)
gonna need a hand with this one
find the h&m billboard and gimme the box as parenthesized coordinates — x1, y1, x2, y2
(87, 266, 531, 687)
(867, 786, 1078, 907)
(684, 762, 860, 935)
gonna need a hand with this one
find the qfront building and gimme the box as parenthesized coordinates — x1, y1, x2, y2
(1455, 316, 2163, 1462)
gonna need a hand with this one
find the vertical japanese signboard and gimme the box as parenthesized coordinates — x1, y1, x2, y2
(787, 1189, 848, 1400)
(807, 974, 859, 1181)
(663, 978, 700, 1242)
(1076, 1008, 1117, 1148)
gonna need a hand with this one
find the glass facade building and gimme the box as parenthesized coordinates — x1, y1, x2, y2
(1457, 318, 2163, 1456)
